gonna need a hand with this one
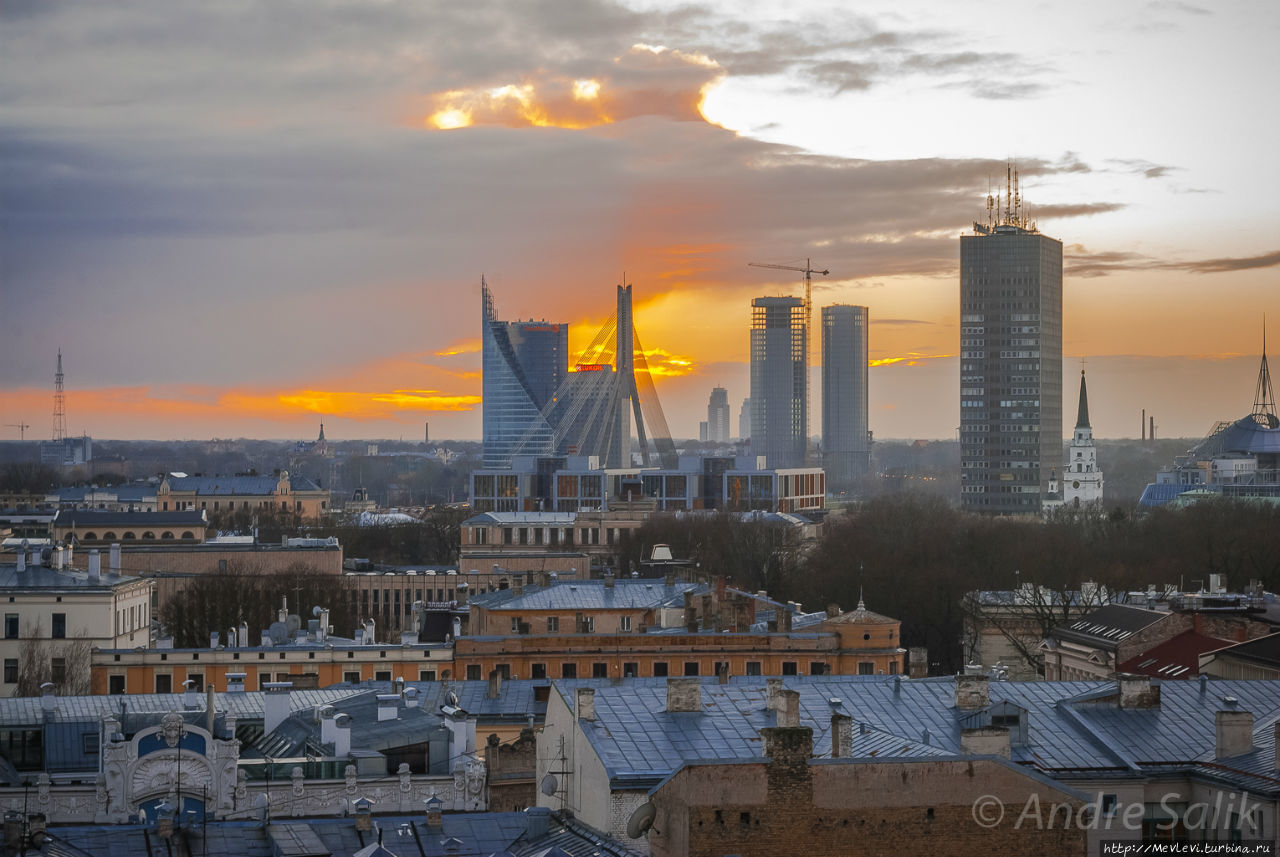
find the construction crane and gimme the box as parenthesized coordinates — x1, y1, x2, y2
(5, 423, 30, 441)
(748, 258, 830, 465)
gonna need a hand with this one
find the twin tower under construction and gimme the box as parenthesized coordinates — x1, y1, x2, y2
(480, 278, 676, 470)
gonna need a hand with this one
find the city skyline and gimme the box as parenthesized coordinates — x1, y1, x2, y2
(2, 0, 1277, 443)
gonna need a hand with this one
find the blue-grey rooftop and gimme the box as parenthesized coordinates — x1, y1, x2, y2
(471, 579, 704, 612)
(52, 508, 207, 528)
(165, 474, 321, 495)
(554, 675, 1280, 791)
(0, 563, 140, 590)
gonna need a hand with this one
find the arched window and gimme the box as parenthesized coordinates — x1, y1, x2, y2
(83, 532, 98, 541)
(142, 531, 156, 540)
(161, 531, 175, 540)
(103, 532, 117, 541)
(122, 532, 137, 540)
(181, 531, 195, 541)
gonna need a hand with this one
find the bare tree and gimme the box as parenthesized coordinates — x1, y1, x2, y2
(14, 621, 93, 697)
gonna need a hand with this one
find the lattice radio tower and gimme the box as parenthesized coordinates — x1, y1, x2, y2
(52, 349, 67, 442)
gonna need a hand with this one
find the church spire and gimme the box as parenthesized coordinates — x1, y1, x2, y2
(1075, 370, 1091, 430)
(1255, 318, 1276, 425)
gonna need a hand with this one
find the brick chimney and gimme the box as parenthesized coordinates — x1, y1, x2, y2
(1118, 675, 1161, 709)
(488, 669, 503, 699)
(1216, 705, 1253, 758)
(576, 687, 596, 721)
(909, 647, 928, 679)
(762, 725, 813, 764)
(830, 713, 853, 758)
(961, 727, 1011, 757)
(766, 678, 783, 711)
(954, 674, 989, 710)
(424, 794, 443, 831)
(666, 677, 701, 712)
(354, 796, 373, 831)
(776, 689, 801, 727)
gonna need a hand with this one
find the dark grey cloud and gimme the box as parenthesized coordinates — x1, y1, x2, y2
(1065, 246, 1280, 278)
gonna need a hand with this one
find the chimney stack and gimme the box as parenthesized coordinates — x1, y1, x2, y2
(353, 796, 372, 831)
(377, 693, 400, 721)
(333, 713, 351, 756)
(525, 805, 551, 840)
(830, 713, 853, 758)
(716, 662, 730, 684)
(576, 687, 596, 721)
(425, 794, 444, 832)
(456, 583, 469, 607)
(183, 679, 198, 709)
(87, 549, 101, 583)
(404, 686, 420, 708)
(954, 674, 990, 710)
(320, 706, 337, 744)
(666, 677, 701, 712)
(1118, 675, 1161, 709)
(14, 542, 25, 573)
(961, 727, 1011, 757)
(40, 682, 56, 713)
(604, 572, 615, 589)
(263, 681, 293, 734)
(762, 725, 813, 764)
(1216, 706, 1254, 758)
(488, 669, 503, 700)
(776, 689, 801, 727)
(766, 678, 783, 711)
(109, 542, 121, 576)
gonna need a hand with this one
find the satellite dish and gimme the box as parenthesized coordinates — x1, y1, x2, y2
(268, 622, 288, 645)
(540, 774, 559, 797)
(285, 614, 302, 637)
(626, 802, 656, 839)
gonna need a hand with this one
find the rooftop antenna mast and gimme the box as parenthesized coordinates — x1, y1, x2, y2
(52, 349, 67, 442)
(1255, 315, 1277, 425)
(986, 177, 995, 227)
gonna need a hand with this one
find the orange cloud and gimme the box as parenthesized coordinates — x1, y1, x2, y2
(869, 352, 955, 367)
(424, 45, 723, 130)
(434, 339, 481, 357)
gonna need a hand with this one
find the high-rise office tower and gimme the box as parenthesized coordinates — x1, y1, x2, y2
(959, 174, 1063, 514)
(750, 296, 808, 469)
(738, 398, 751, 442)
(706, 386, 730, 444)
(822, 305, 869, 490)
(481, 278, 569, 468)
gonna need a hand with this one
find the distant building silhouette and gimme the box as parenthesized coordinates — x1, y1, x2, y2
(960, 171, 1063, 514)
(822, 305, 869, 490)
(738, 397, 751, 442)
(706, 386, 730, 444)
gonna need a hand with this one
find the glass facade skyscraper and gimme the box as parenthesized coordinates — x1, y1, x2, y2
(822, 304, 869, 490)
(750, 296, 808, 469)
(706, 386, 730, 444)
(481, 282, 569, 468)
(959, 221, 1063, 514)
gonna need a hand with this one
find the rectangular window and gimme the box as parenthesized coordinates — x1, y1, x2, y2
(52, 613, 66, 639)
(745, 661, 762, 676)
(560, 663, 578, 679)
(592, 663, 608, 678)
(810, 662, 828, 676)
(188, 673, 204, 691)
(782, 662, 797, 676)
(155, 674, 172, 694)
(622, 662, 639, 678)
(344, 671, 361, 683)
(108, 674, 125, 694)
(547, 617, 559, 632)
(3, 659, 16, 684)
(3, 614, 16, 639)
(511, 617, 520, 633)
(419, 669, 437, 682)
(466, 665, 482, 680)
(375, 670, 392, 682)
(858, 662, 874, 675)
(531, 663, 547, 680)
(683, 662, 699, 676)
(652, 662, 669, 677)
(581, 616, 595, 633)
(619, 616, 632, 632)
(82, 733, 100, 755)
(51, 658, 67, 684)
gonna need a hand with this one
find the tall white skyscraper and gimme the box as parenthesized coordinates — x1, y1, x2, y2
(706, 386, 730, 444)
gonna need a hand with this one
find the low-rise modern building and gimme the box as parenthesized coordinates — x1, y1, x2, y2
(52, 509, 210, 545)
(471, 454, 824, 515)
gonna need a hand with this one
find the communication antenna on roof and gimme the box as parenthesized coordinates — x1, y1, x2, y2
(986, 177, 995, 227)
(1254, 315, 1277, 426)
(52, 349, 67, 442)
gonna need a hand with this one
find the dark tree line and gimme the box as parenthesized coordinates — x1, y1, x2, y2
(159, 561, 356, 648)
(623, 495, 1280, 676)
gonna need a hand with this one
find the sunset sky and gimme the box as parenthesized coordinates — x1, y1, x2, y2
(2, 0, 1277, 443)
